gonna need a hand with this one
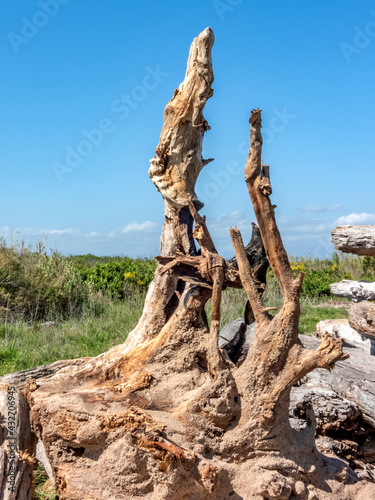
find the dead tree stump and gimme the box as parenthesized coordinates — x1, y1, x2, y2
(1, 28, 374, 500)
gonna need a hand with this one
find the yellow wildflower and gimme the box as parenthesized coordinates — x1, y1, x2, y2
(124, 271, 135, 279)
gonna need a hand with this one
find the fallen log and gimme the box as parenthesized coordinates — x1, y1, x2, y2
(331, 225, 375, 256)
(330, 280, 375, 302)
(297, 335, 375, 428)
(289, 335, 375, 484)
(349, 301, 375, 339)
(316, 318, 375, 355)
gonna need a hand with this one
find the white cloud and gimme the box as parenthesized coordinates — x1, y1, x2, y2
(298, 204, 341, 213)
(121, 221, 159, 234)
(0, 223, 162, 257)
(85, 231, 101, 238)
(285, 222, 332, 234)
(1, 226, 79, 236)
(208, 212, 251, 233)
(40, 228, 78, 235)
(335, 213, 375, 225)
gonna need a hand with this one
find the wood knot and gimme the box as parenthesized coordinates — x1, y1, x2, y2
(193, 224, 205, 240)
(258, 177, 272, 197)
(19, 451, 36, 467)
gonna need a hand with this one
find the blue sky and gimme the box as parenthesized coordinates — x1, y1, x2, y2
(1, 0, 375, 258)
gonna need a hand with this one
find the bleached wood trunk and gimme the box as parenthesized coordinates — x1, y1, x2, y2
(122, 28, 215, 354)
(330, 280, 375, 302)
(331, 225, 375, 256)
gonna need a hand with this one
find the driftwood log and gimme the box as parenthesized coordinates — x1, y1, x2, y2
(1, 28, 374, 499)
(349, 301, 375, 339)
(294, 335, 375, 429)
(331, 225, 375, 256)
(291, 336, 375, 483)
(316, 318, 375, 355)
(0, 358, 90, 499)
(221, 319, 375, 430)
(292, 335, 375, 429)
(330, 280, 375, 302)
(221, 319, 375, 478)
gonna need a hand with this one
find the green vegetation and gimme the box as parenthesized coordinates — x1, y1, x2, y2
(0, 240, 107, 322)
(0, 297, 144, 376)
(2, 243, 373, 377)
(206, 287, 349, 336)
(0, 242, 156, 323)
(2, 243, 372, 377)
(32, 463, 58, 500)
(2, 242, 372, 498)
(74, 255, 156, 299)
(289, 253, 375, 297)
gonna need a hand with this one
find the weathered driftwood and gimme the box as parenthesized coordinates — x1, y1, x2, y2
(121, 27, 216, 354)
(330, 279, 375, 302)
(1, 28, 374, 500)
(221, 321, 375, 434)
(315, 436, 375, 484)
(295, 335, 375, 429)
(316, 318, 375, 355)
(0, 385, 34, 500)
(331, 225, 375, 256)
(0, 359, 89, 499)
(290, 335, 375, 484)
(349, 301, 375, 339)
(228, 222, 269, 325)
(216, 223, 269, 365)
(0, 358, 90, 390)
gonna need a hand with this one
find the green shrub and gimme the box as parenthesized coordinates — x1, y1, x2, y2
(362, 256, 375, 278)
(288, 255, 360, 297)
(0, 240, 106, 322)
(301, 270, 335, 297)
(77, 258, 156, 299)
(262, 253, 370, 298)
